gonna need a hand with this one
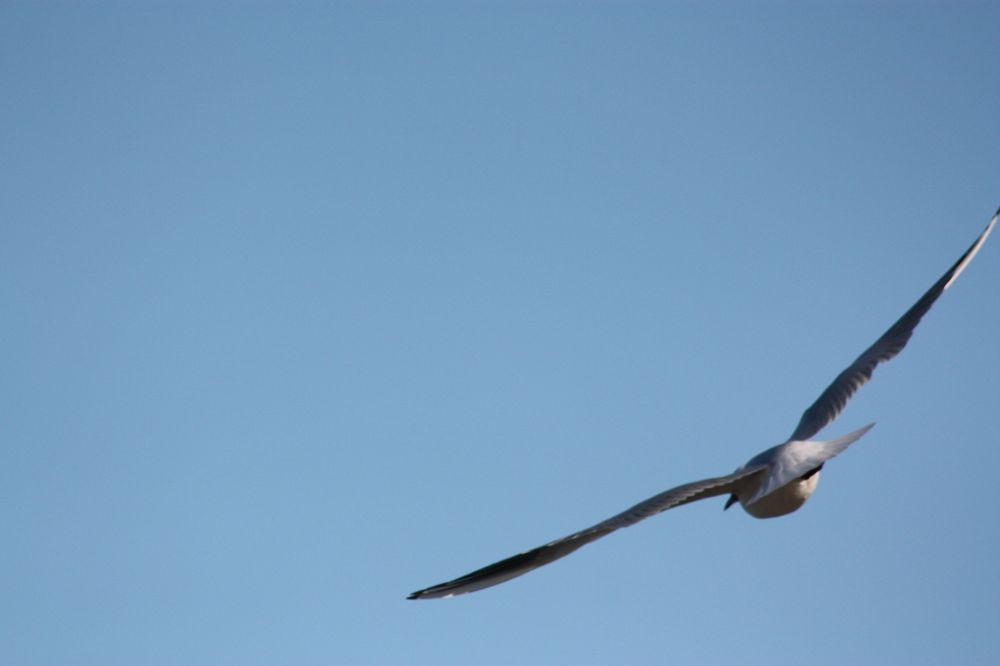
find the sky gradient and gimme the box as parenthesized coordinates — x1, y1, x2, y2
(3, 3, 999, 665)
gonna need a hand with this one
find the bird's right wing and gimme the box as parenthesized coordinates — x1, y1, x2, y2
(747, 423, 875, 506)
(789, 211, 997, 442)
(407, 465, 767, 599)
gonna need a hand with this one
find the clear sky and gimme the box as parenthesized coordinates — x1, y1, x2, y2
(3, 3, 999, 665)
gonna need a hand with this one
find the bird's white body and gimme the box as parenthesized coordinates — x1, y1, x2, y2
(727, 426, 873, 518)
(739, 473, 819, 518)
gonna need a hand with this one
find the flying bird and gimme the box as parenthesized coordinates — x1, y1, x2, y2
(409, 210, 997, 600)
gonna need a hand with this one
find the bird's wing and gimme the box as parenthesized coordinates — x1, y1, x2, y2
(789, 211, 997, 442)
(408, 465, 767, 599)
(748, 423, 875, 505)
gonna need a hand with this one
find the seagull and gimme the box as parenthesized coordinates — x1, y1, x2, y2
(409, 209, 997, 600)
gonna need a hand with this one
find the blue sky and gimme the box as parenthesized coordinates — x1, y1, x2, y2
(3, 3, 999, 665)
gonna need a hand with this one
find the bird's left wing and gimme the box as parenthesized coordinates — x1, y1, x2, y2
(789, 211, 997, 442)
(408, 465, 767, 599)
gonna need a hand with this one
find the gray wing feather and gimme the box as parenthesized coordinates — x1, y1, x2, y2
(789, 213, 996, 442)
(408, 465, 766, 599)
(748, 423, 874, 505)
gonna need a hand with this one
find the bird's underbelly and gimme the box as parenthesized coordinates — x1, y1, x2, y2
(739, 472, 820, 519)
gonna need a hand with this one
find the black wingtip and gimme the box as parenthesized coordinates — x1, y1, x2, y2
(993, 204, 1000, 219)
